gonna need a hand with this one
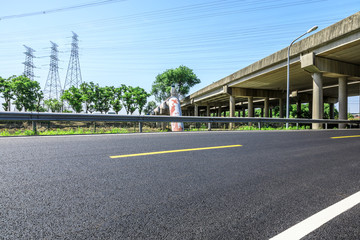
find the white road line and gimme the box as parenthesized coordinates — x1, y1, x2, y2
(270, 190, 360, 240)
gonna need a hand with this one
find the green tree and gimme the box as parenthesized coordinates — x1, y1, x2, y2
(111, 87, 123, 114)
(144, 101, 157, 115)
(12, 75, 43, 112)
(44, 98, 63, 112)
(151, 65, 200, 103)
(0, 76, 15, 111)
(324, 103, 339, 119)
(61, 86, 83, 113)
(93, 85, 113, 113)
(79, 82, 96, 113)
(122, 84, 137, 115)
(133, 86, 150, 115)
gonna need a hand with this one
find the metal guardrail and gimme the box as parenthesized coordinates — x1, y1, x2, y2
(0, 111, 359, 132)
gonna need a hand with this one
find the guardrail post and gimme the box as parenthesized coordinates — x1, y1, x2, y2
(139, 122, 143, 133)
(32, 121, 37, 135)
(325, 123, 328, 129)
(258, 122, 261, 130)
(208, 122, 211, 131)
(296, 123, 299, 130)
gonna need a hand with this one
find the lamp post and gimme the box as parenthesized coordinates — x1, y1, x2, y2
(286, 25, 318, 128)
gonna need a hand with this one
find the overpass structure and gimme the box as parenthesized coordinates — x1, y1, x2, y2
(181, 12, 360, 129)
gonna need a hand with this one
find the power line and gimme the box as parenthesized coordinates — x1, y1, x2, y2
(0, 0, 127, 21)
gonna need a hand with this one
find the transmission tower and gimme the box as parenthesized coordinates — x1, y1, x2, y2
(23, 45, 36, 80)
(63, 32, 82, 90)
(44, 41, 62, 100)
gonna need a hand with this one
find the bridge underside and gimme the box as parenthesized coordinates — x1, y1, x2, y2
(181, 12, 360, 129)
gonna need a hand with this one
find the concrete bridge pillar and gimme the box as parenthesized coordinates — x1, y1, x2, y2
(297, 99, 302, 118)
(338, 77, 348, 129)
(312, 72, 323, 129)
(264, 97, 269, 117)
(217, 106, 222, 117)
(194, 104, 199, 117)
(229, 95, 235, 129)
(329, 103, 335, 119)
(206, 104, 211, 117)
(279, 98, 284, 118)
(248, 96, 254, 117)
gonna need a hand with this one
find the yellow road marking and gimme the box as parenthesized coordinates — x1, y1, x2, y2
(110, 144, 242, 159)
(331, 135, 360, 139)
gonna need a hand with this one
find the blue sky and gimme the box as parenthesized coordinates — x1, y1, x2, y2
(1, 0, 359, 112)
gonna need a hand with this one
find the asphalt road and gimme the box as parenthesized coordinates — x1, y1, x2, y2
(1, 130, 359, 239)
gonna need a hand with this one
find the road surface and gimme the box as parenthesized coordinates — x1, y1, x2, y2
(1, 130, 359, 239)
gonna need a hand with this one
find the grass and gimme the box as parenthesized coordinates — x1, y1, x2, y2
(0, 127, 132, 136)
(0, 123, 320, 137)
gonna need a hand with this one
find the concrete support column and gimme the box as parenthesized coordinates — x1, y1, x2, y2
(279, 98, 284, 118)
(338, 77, 348, 129)
(217, 106, 222, 117)
(264, 97, 269, 117)
(329, 103, 335, 119)
(206, 104, 211, 117)
(194, 104, 199, 117)
(242, 108, 246, 117)
(309, 101, 312, 118)
(248, 96, 254, 117)
(312, 72, 323, 129)
(229, 95, 235, 129)
(229, 96, 235, 118)
(297, 99, 302, 118)
(269, 107, 273, 118)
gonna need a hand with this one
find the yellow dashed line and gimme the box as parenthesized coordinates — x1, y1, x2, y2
(110, 144, 243, 159)
(331, 135, 360, 139)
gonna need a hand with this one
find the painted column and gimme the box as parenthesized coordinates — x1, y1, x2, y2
(248, 96, 254, 117)
(312, 72, 323, 129)
(264, 97, 269, 117)
(338, 77, 348, 129)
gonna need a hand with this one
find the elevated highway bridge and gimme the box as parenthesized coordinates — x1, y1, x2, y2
(181, 12, 360, 129)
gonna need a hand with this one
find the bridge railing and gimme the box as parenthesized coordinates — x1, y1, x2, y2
(0, 111, 359, 133)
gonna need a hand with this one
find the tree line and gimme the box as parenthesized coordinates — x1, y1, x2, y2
(1, 65, 202, 115)
(0, 75, 152, 115)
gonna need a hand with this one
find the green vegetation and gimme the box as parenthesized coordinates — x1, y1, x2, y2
(0, 75, 151, 115)
(151, 65, 200, 103)
(0, 75, 44, 112)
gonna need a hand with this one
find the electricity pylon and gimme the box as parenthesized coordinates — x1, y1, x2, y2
(63, 32, 82, 90)
(43, 41, 62, 100)
(23, 45, 36, 80)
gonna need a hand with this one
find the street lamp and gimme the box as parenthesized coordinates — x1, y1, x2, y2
(286, 25, 318, 128)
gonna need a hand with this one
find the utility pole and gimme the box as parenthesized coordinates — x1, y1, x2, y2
(63, 32, 82, 90)
(23, 45, 36, 80)
(43, 41, 62, 100)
